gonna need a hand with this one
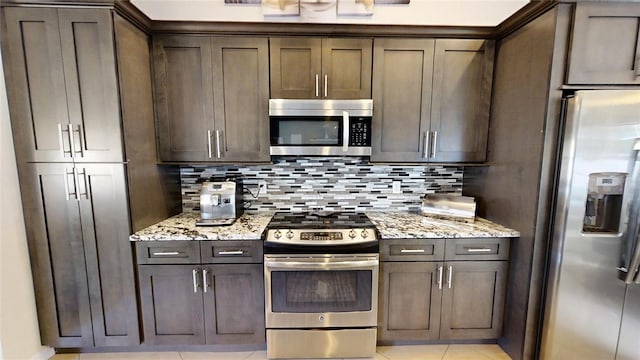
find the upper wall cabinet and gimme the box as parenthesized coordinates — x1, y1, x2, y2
(567, 2, 640, 85)
(153, 36, 270, 162)
(270, 37, 372, 99)
(371, 38, 494, 163)
(3, 7, 124, 163)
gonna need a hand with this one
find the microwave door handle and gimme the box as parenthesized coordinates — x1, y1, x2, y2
(342, 111, 349, 152)
(620, 138, 640, 284)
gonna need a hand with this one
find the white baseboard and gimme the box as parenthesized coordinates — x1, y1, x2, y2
(30, 346, 55, 360)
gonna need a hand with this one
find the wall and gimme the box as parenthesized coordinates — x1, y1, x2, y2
(131, 0, 528, 26)
(181, 157, 463, 212)
(0, 53, 50, 359)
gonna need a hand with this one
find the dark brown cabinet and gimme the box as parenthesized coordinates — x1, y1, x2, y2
(153, 36, 270, 162)
(3, 7, 123, 163)
(567, 2, 640, 85)
(269, 37, 372, 99)
(20, 163, 138, 347)
(371, 38, 493, 163)
(136, 241, 265, 346)
(378, 238, 508, 342)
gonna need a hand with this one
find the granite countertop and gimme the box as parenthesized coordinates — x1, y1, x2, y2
(129, 212, 274, 241)
(130, 211, 519, 242)
(366, 211, 520, 239)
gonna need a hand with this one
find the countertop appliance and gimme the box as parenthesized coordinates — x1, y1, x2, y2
(263, 212, 379, 359)
(269, 99, 373, 156)
(196, 179, 243, 226)
(421, 194, 477, 223)
(540, 90, 640, 360)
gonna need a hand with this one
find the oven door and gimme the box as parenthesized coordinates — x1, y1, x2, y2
(264, 254, 379, 329)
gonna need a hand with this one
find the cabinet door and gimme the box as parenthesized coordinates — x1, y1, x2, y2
(322, 38, 372, 99)
(77, 164, 138, 346)
(153, 36, 215, 161)
(270, 37, 322, 99)
(58, 9, 123, 162)
(138, 265, 206, 345)
(440, 261, 507, 340)
(203, 264, 265, 344)
(212, 37, 270, 162)
(430, 40, 493, 162)
(3, 8, 71, 162)
(378, 262, 442, 341)
(19, 163, 93, 347)
(371, 39, 434, 162)
(568, 3, 640, 84)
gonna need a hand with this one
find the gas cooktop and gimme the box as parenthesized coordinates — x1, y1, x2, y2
(263, 211, 379, 254)
(267, 211, 375, 230)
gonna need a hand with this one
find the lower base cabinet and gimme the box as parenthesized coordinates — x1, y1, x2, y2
(136, 241, 265, 345)
(378, 238, 509, 342)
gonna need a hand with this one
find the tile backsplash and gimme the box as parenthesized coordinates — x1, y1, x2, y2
(181, 157, 463, 212)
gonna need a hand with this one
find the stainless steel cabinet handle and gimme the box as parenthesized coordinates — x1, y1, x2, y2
(423, 132, 429, 159)
(74, 168, 88, 199)
(431, 131, 438, 158)
(202, 269, 208, 293)
(215, 130, 222, 158)
(207, 130, 212, 158)
(58, 124, 69, 157)
(437, 265, 443, 290)
(192, 269, 199, 293)
(152, 251, 180, 256)
(400, 249, 425, 253)
(67, 124, 76, 159)
(74, 124, 84, 158)
(315, 74, 319, 97)
(63, 168, 76, 200)
(218, 250, 244, 256)
(447, 265, 453, 289)
(324, 74, 328, 98)
(342, 111, 349, 152)
(466, 248, 493, 253)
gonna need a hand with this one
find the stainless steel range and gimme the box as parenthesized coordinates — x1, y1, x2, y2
(263, 212, 379, 359)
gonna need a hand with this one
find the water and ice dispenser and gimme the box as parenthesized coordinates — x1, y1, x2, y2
(583, 173, 627, 233)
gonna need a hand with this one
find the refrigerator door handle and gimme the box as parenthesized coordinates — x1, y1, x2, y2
(621, 138, 640, 284)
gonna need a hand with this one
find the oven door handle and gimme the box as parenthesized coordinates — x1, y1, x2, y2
(264, 259, 378, 271)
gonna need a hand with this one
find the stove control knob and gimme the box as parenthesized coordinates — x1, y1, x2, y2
(273, 230, 282, 239)
(286, 230, 294, 239)
(348, 230, 357, 239)
(361, 230, 368, 239)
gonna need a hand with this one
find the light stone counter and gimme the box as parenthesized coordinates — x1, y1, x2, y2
(129, 212, 273, 241)
(365, 211, 520, 239)
(129, 211, 518, 242)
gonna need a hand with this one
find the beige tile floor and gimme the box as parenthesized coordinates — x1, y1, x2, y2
(50, 344, 511, 360)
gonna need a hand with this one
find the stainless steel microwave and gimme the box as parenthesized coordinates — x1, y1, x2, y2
(269, 99, 373, 156)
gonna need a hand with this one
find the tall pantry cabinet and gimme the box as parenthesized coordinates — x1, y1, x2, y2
(1, 5, 181, 348)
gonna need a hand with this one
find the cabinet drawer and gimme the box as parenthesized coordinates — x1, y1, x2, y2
(444, 238, 510, 261)
(200, 240, 263, 264)
(380, 239, 445, 261)
(135, 241, 201, 264)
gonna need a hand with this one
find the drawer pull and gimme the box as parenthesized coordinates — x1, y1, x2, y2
(400, 249, 425, 254)
(152, 251, 181, 256)
(466, 248, 493, 253)
(218, 250, 244, 256)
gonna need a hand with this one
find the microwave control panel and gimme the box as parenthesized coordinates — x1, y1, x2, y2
(349, 119, 372, 146)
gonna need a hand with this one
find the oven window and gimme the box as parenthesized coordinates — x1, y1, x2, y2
(271, 270, 372, 313)
(270, 116, 343, 146)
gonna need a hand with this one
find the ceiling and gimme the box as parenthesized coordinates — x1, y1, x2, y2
(131, 0, 530, 27)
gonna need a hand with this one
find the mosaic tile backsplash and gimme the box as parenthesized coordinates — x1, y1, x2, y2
(181, 157, 463, 213)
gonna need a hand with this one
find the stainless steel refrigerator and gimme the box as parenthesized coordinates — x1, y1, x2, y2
(541, 90, 640, 360)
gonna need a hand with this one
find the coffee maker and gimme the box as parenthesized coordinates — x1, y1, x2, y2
(196, 178, 244, 226)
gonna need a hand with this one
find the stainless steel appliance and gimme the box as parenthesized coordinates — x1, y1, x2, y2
(421, 193, 477, 223)
(269, 99, 373, 156)
(263, 212, 379, 359)
(541, 90, 640, 360)
(196, 179, 243, 226)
